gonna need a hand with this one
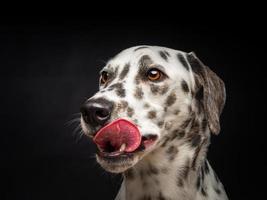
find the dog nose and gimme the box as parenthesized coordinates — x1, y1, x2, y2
(80, 98, 113, 127)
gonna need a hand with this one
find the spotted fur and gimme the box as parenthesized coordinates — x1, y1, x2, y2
(119, 63, 130, 80)
(80, 46, 228, 200)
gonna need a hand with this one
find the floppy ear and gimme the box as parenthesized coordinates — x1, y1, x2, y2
(187, 52, 226, 135)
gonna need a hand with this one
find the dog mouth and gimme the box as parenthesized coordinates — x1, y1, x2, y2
(93, 118, 158, 160)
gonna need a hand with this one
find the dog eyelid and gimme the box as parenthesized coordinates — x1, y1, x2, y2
(147, 65, 168, 79)
(99, 68, 112, 75)
(148, 65, 167, 76)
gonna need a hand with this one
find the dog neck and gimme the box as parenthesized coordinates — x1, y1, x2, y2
(122, 142, 207, 200)
(119, 117, 226, 200)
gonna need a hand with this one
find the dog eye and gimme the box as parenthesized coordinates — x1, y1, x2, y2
(146, 68, 163, 81)
(100, 71, 110, 84)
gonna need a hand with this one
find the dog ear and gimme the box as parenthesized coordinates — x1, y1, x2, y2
(187, 52, 226, 135)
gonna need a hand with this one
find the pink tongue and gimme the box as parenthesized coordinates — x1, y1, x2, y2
(93, 119, 141, 153)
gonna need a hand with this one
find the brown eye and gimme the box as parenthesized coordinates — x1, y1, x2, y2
(100, 71, 109, 84)
(147, 68, 162, 81)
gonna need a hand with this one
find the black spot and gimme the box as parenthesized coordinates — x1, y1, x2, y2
(196, 175, 201, 190)
(192, 148, 200, 170)
(158, 192, 166, 200)
(171, 129, 185, 140)
(214, 187, 221, 195)
(164, 107, 168, 112)
(114, 65, 119, 77)
(190, 117, 200, 133)
(150, 84, 160, 94)
(201, 187, 207, 196)
(117, 100, 128, 112)
(188, 105, 192, 113)
(134, 87, 144, 99)
(139, 55, 153, 66)
(119, 63, 130, 80)
(191, 138, 208, 170)
(181, 159, 190, 179)
(186, 52, 204, 74)
(148, 164, 159, 175)
(161, 137, 170, 147)
(160, 85, 169, 95)
(164, 122, 172, 130)
(159, 51, 168, 61)
(135, 75, 141, 85)
(116, 87, 126, 97)
(127, 107, 134, 117)
(144, 103, 150, 108)
(164, 50, 170, 57)
(108, 83, 126, 97)
(177, 53, 190, 71)
(201, 118, 208, 132)
(173, 109, 180, 115)
(181, 80, 189, 93)
(191, 134, 202, 148)
(158, 121, 164, 128)
(125, 169, 135, 180)
(201, 166, 205, 183)
(169, 131, 178, 141)
(121, 100, 128, 109)
(177, 178, 184, 187)
(150, 84, 169, 95)
(161, 167, 168, 174)
(147, 110, 157, 119)
(195, 85, 204, 102)
(134, 46, 149, 51)
(178, 131, 185, 139)
(181, 118, 191, 129)
(135, 55, 153, 84)
(166, 145, 178, 161)
(177, 160, 190, 187)
(165, 92, 177, 106)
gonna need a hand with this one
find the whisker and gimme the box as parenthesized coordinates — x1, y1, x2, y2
(75, 129, 85, 143)
(88, 153, 96, 160)
(65, 112, 81, 124)
(71, 124, 84, 143)
(65, 117, 81, 127)
(70, 112, 81, 116)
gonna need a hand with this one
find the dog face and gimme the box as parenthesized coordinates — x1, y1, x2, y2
(80, 46, 225, 173)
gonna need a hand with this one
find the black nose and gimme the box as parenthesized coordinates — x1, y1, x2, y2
(80, 98, 113, 127)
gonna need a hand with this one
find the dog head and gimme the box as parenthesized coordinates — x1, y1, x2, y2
(80, 46, 226, 173)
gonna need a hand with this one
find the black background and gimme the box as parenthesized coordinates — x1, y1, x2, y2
(1, 16, 266, 199)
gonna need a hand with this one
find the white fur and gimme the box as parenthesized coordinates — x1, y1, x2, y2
(81, 46, 228, 200)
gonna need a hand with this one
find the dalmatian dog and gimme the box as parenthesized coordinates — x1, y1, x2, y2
(80, 46, 228, 200)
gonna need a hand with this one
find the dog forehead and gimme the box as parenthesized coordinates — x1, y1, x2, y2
(111, 45, 183, 63)
(105, 46, 192, 83)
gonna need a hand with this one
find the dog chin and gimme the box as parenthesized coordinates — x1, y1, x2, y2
(96, 153, 141, 173)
